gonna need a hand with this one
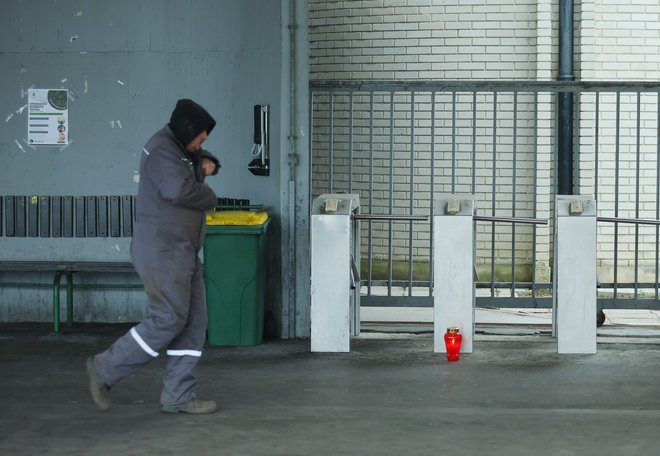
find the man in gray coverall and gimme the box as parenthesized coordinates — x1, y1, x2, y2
(86, 99, 221, 414)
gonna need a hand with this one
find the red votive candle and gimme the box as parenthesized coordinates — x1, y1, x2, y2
(444, 327, 462, 362)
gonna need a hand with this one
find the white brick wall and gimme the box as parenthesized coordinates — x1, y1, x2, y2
(310, 0, 540, 80)
(593, 0, 660, 80)
(310, 0, 660, 284)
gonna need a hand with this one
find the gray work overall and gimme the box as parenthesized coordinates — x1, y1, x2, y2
(94, 125, 218, 406)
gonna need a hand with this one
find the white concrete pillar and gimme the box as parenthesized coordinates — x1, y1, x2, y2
(310, 194, 360, 353)
(434, 195, 476, 354)
(553, 196, 597, 354)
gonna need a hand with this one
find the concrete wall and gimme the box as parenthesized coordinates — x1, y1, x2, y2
(0, 0, 287, 326)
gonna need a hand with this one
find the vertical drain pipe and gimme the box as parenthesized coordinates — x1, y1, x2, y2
(557, 0, 574, 195)
(287, 0, 298, 338)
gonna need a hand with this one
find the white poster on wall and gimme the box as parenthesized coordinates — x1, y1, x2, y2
(28, 89, 69, 146)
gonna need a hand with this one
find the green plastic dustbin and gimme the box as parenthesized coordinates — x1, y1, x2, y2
(203, 217, 270, 346)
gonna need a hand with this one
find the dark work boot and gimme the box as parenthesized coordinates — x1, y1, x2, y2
(162, 399, 217, 414)
(86, 356, 112, 410)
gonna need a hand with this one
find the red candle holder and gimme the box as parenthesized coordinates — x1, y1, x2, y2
(444, 327, 462, 362)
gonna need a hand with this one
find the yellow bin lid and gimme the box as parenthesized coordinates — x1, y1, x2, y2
(206, 210, 268, 226)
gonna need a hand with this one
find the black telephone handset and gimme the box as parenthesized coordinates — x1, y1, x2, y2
(253, 105, 263, 145)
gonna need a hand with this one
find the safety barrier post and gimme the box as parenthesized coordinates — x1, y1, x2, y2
(434, 194, 476, 354)
(310, 194, 360, 352)
(554, 195, 597, 354)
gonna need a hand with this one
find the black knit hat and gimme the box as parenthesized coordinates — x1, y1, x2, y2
(168, 99, 216, 147)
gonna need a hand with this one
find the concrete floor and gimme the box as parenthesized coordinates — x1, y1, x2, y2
(1, 323, 660, 456)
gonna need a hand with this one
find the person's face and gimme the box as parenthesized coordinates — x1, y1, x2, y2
(186, 130, 209, 152)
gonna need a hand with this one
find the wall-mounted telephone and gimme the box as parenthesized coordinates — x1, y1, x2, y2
(249, 104, 269, 176)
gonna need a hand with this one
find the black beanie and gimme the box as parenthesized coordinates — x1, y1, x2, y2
(168, 99, 216, 147)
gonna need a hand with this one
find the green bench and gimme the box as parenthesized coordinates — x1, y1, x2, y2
(0, 261, 138, 333)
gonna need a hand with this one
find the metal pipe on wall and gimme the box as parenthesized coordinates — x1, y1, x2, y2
(286, 0, 298, 338)
(557, 0, 574, 195)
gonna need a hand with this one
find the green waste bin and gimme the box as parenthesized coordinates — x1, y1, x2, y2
(203, 214, 270, 346)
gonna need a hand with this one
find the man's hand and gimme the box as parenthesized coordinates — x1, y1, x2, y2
(201, 157, 217, 176)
